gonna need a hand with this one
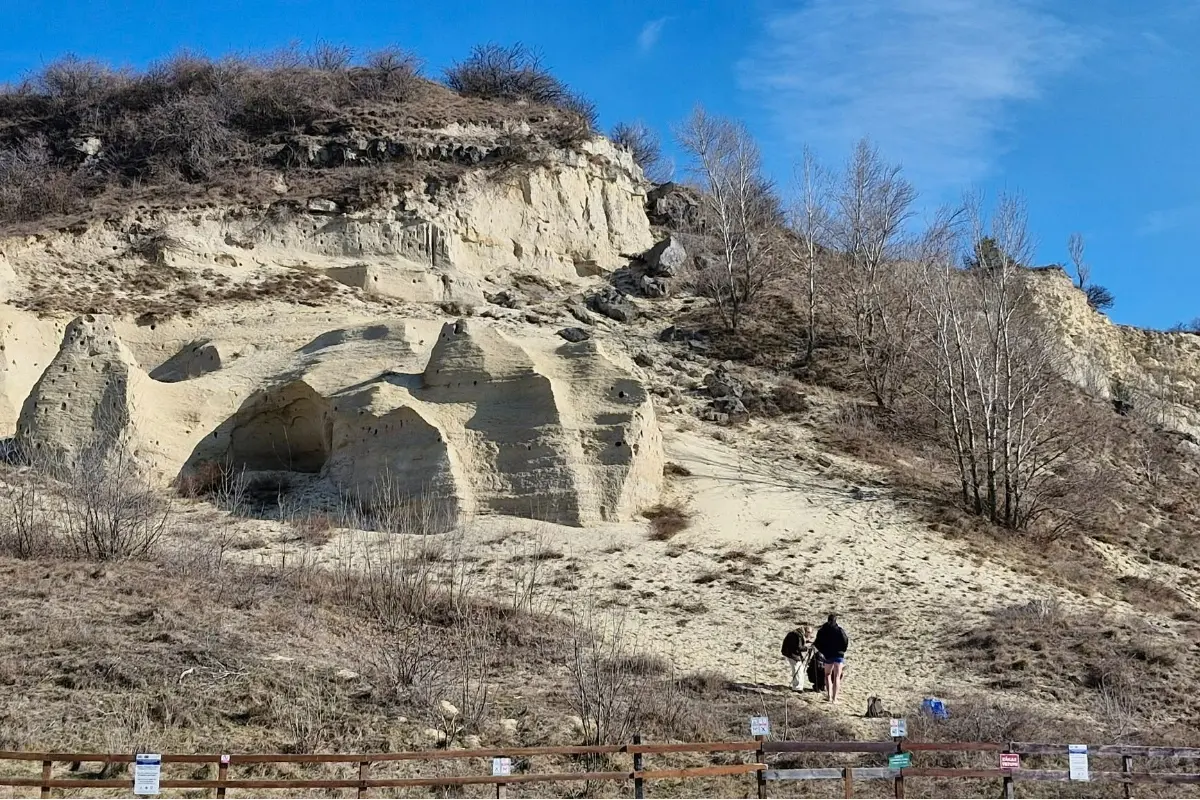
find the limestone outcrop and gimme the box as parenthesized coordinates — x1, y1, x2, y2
(1024, 267, 1200, 438)
(16, 315, 162, 471)
(0, 137, 653, 316)
(15, 312, 663, 528)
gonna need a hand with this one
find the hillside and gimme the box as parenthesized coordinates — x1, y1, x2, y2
(2, 47, 1200, 798)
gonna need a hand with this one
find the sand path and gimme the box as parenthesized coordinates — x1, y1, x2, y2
(457, 424, 1078, 735)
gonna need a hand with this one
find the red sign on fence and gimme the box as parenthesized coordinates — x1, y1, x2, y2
(1000, 753, 1021, 771)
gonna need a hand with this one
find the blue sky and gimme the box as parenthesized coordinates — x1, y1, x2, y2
(3, 0, 1197, 329)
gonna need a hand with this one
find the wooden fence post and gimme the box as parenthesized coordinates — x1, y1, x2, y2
(893, 735, 905, 799)
(216, 756, 229, 800)
(843, 767, 853, 798)
(357, 759, 370, 799)
(1122, 755, 1134, 799)
(633, 733, 644, 799)
(755, 734, 766, 799)
(40, 759, 52, 799)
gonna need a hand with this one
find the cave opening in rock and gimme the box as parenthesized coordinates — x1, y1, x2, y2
(227, 383, 332, 474)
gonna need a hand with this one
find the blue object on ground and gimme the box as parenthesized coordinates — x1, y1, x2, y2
(922, 697, 950, 720)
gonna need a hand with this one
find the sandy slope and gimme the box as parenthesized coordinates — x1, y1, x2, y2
(475, 424, 1057, 732)
(207, 416, 1115, 738)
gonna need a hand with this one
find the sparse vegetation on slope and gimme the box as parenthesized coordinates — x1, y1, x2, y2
(0, 43, 600, 230)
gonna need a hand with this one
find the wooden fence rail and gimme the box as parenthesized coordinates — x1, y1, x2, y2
(3, 737, 1200, 798)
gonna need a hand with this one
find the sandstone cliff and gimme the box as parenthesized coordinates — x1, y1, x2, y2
(1025, 267, 1200, 438)
(0, 137, 652, 315)
(15, 313, 662, 527)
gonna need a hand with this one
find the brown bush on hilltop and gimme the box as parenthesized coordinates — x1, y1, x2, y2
(445, 42, 569, 107)
(0, 42, 594, 229)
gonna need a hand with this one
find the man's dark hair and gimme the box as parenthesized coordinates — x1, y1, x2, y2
(827, 614, 837, 624)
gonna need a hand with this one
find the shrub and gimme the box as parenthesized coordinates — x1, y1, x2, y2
(444, 43, 565, 104)
(59, 442, 170, 561)
(642, 501, 692, 540)
(34, 55, 129, 109)
(611, 120, 663, 179)
(1, 434, 169, 561)
(358, 47, 423, 101)
(1085, 284, 1115, 312)
(0, 135, 84, 222)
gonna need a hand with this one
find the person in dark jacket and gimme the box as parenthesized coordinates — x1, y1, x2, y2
(813, 614, 849, 703)
(781, 624, 814, 691)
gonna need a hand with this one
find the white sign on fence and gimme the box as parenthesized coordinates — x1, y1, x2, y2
(889, 718, 907, 738)
(1068, 744, 1089, 781)
(492, 757, 512, 777)
(750, 716, 771, 737)
(133, 754, 162, 796)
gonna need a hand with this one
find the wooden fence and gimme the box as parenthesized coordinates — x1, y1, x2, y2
(3, 736, 1200, 798)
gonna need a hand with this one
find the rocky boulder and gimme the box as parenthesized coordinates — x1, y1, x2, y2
(558, 327, 591, 343)
(647, 183, 703, 230)
(642, 236, 687, 278)
(485, 290, 523, 309)
(587, 287, 636, 323)
(639, 275, 669, 299)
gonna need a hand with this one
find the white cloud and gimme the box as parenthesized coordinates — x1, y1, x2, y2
(1137, 203, 1200, 236)
(739, 0, 1093, 196)
(638, 17, 669, 54)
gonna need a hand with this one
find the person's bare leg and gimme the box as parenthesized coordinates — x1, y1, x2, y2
(824, 664, 834, 702)
(830, 663, 844, 704)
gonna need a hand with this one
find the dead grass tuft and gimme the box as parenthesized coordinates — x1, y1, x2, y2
(643, 502, 692, 541)
(952, 602, 1200, 737)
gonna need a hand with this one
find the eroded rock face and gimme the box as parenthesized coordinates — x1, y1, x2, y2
(149, 340, 227, 382)
(16, 315, 152, 470)
(0, 136, 652, 313)
(27, 314, 663, 528)
(1024, 268, 1200, 439)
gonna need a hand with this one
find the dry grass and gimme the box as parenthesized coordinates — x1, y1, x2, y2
(2, 461, 825, 795)
(951, 600, 1200, 740)
(663, 462, 693, 478)
(0, 46, 598, 232)
(643, 502, 692, 541)
(17, 267, 348, 321)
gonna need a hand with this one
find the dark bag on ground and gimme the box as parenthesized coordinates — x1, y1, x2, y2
(807, 652, 826, 692)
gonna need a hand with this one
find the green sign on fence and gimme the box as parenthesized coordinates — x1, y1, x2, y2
(889, 752, 912, 770)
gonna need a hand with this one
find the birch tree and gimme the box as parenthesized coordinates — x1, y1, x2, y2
(789, 145, 833, 365)
(920, 193, 1082, 531)
(675, 107, 780, 330)
(829, 139, 919, 408)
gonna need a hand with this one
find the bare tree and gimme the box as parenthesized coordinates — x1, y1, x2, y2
(675, 106, 780, 330)
(788, 146, 833, 364)
(1067, 232, 1114, 311)
(1068, 232, 1088, 289)
(829, 139, 920, 407)
(919, 193, 1086, 531)
(568, 606, 646, 748)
